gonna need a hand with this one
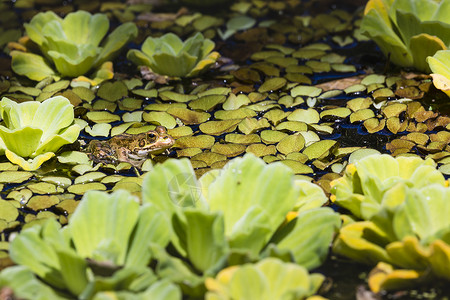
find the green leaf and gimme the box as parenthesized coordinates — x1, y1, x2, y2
(390, 0, 439, 22)
(127, 49, 153, 68)
(56, 248, 89, 295)
(125, 204, 171, 268)
(385, 237, 431, 271)
(295, 179, 329, 212)
(361, 9, 411, 67)
(0, 266, 68, 300)
(332, 154, 447, 220)
(10, 51, 59, 81)
(428, 50, 450, 78)
(205, 258, 324, 300)
(369, 182, 408, 241)
(273, 208, 341, 270)
(333, 221, 392, 265)
(431, 0, 450, 23)
(129, 32, 218, 78)
(226, 206, 272, 258)
(152, 246, 205, 295)
(34, 125, 81, 156)
(0, 126, 43, 157)
(205, 154, 299, 240)
(5, 150, 55, 171)
(81, 266, 157, 298)
(332, 153, 450, 283)
(0, 96, 39, 129)
(97, 22, 138, 66)
(142, 158, 204, 213)
(69, 190, 140, 265)
(24, 11, 61, 47)
(0, 96, 80, 169)
(31, 95, 76, 140)
(141, 280, 182, 300)
(397, 10, 450, 46)
(48, 45, 99, 77)
(151, 52, 198, 77)
(20, 10, 135, 81)
(9, 219, 68, 289)
(142, 158, 204, 256)
(182, 209, 228, 273)
(397, 19, 447, 72)
(362, 0, 450, 71)
(61, 11, 109, 46)
(427, 49, 450, 97)
(229, 266, 266, 299)
(393, 185, 450, 243)
(226, 15, 256, 31)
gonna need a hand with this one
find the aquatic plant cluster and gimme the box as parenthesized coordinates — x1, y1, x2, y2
(0, 154, 449, 299)
(10, 10, 219, 83)
(1, 155, 339, 299)
(361, 0, 450, 94)
(0, 0, 450, 298)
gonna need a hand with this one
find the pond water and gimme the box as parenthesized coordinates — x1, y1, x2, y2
(0, 0, 449, 299)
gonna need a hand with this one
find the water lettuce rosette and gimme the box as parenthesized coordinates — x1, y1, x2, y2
(0, 155, 338, 299)
(10, 10, 137, 83)
(127, 32, 220, 78)
(427, 50, 450, 97)
(205, 258, 326, 300)
(331, 154, 450, 292)
(361, 0, 450, 72)
(0, 96, 81, 170)
(0, 189, 179, 299)
(142, 154, 340, 293)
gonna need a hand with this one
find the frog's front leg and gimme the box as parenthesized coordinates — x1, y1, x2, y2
(115, 147, 132, 164)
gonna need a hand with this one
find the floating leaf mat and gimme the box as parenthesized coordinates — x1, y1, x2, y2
(0, 2, 450, 295)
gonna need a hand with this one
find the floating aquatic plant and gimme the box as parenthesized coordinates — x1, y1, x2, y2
(0, 154, 338, 298)
(427, 50, 450, 97)
(361, 0, 450, 72)
(0, 96, 81, 170)
(331, 154, 450, 292)
(217, 15, 256, 40)
(0, 189, 179, 299)
(143, 154, 340, 292)
(205, 258, 325, 300)
(127, 32, 220, 78)
(10, 10, 137, 83)
(330, 154, 446, 220)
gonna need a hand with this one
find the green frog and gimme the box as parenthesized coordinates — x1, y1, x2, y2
(87, 126, 175, 168)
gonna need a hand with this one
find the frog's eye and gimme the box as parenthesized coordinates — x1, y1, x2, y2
(147, 133, 157, 141)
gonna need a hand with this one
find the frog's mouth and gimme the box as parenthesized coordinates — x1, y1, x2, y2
(128, 149, 153, 160)
(130, 146, 165, 159)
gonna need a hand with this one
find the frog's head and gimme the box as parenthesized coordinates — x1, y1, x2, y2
(131, 126, 175, 157)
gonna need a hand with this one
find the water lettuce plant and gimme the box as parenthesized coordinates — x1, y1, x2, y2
(0, 96, 81, 170)
(360, 0, 450, 72)
(143, 154, 340, 294)
(0, 189, 179, 299)
(330, 154, 446, 220)
(205, 258, 326, 300)
(0, 154, 338, 299)
(10, 10, 137, 83)
(427, 50, 450, 97)
(330, 154, 450, 292)
(127, 32, 220, 78)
